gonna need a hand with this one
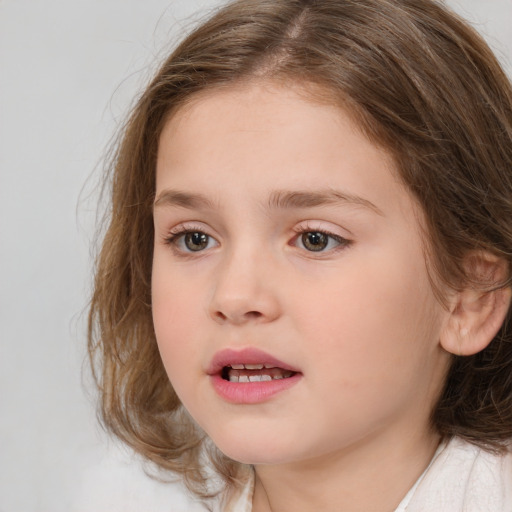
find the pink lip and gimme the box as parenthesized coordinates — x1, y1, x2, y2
(207, 348, 302, 404)
(207, 348, 299, 375)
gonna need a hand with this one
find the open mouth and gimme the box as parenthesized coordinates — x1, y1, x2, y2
(221, 364, 296, 383)
(209, 349, 301, 403)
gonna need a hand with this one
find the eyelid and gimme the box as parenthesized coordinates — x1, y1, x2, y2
(291, 221, 352, 253)
(158, 220, 352, 257)
(292, 220, 351, 239)
(167, 221, 212, 236)
(162, 222, 219, 255)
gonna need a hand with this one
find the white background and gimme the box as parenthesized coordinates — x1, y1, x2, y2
(1, 1, 511, 511)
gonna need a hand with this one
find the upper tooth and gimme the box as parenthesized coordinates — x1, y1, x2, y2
(264, 364, 276, 369)
(230, 364, 265, 370)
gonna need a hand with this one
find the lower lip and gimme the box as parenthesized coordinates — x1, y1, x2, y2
(210, 373, 302, 404)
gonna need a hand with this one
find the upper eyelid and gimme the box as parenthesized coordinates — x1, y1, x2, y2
(168, 223, 208, 234)
(160, 219, 353, 241)
(292, 220, 352, 238)
(166, 221, 217, 237)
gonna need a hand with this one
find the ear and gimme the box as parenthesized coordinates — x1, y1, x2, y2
(440, 252, 511, 356)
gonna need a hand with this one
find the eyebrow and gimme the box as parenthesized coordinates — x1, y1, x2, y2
(268, 189, 384, 216)
(154, 190, 217, 210)
(154, 188, 383, 216)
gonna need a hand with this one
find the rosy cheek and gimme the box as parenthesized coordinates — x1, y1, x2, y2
(152, 275, 203, 372)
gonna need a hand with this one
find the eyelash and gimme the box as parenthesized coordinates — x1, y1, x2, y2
(163, 225, 216, 254)
(163, 224, 352, 256)
(291, 224, 352, 254)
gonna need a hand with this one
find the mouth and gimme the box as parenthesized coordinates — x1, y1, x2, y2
(208, 348, 302, 404)
(221, 364, 296, 383)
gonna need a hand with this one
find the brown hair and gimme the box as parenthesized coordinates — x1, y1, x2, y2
(88, 0, 512, 499)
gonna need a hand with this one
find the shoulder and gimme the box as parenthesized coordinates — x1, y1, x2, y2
(404, 437, 512, 512)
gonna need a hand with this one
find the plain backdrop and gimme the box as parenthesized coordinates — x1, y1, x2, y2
(0, 1, 511, 511)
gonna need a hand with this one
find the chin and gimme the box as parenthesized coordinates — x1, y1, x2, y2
(208, 429, 305, 466)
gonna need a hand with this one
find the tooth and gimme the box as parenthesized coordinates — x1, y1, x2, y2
(264, 364, 276, 369)
(273, 374, 284, 380)
(229, 375, 239, 383)
(248, 374, 273, 382)
(231, 364, 244, 370)
(239, 376, 250, 383)
(245, 364, 264, 370)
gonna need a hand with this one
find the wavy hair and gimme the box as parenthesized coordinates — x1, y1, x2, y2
(88, 0, 512, 500)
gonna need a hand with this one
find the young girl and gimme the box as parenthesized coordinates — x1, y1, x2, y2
(88, 0, 512, 510)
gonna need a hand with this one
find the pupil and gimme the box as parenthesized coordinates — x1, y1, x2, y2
(185, 232, 208, 251)
(303, 232, 328, 251)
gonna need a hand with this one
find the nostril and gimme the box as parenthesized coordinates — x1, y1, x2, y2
(215, 311, 228, 321)
(246, 311, 263, 319)
(212, 309, 263, 324)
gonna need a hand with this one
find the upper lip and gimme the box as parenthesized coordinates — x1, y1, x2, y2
(207, 347, 300, 375)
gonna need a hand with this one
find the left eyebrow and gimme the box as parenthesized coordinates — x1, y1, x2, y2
(267, 189, 384, 216)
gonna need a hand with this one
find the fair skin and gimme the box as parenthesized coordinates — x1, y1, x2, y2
(152, 81, 463, 511)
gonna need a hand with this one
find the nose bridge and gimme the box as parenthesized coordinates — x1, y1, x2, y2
(209, 238, 280, 324)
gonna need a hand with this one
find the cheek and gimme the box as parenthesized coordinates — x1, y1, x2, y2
(152, 251, 206, 334)
(151, 263, 205, 393)
(293, 248, 444, 387)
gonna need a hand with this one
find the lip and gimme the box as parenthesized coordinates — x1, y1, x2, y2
(207, 347, 299, 375)
(207, 347, 302, 404)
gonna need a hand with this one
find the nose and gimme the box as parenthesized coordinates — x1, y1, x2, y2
(208, 248, 282, 325)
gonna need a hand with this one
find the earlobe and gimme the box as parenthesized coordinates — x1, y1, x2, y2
(440, 253, 511, 356)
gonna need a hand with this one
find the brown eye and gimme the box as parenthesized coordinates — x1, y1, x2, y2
(301, 232, 329, 251)
(184, 232, 210, 251)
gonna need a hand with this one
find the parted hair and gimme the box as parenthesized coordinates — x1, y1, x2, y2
(88, 0, 512, 499)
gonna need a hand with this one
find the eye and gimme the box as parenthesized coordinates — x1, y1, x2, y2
(165, 228, 218, 253)
(183, 232, 211, 251)
(294, 229, 350, 253)
(301, 232, 329, 252)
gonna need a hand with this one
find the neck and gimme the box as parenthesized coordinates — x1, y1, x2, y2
(252, 428, 441, 512)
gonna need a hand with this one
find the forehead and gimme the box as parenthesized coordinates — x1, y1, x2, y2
(155, 81, 418, 221)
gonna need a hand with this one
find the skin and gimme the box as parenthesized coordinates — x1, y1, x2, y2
(152, 81, 455, 512)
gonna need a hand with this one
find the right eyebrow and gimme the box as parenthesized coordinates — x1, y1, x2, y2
(153, 190, 216, 210)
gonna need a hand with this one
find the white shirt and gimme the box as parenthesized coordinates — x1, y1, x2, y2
(223, 437, 512, 512)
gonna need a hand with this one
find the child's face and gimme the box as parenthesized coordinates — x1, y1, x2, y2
(152, 82, 452, 466)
